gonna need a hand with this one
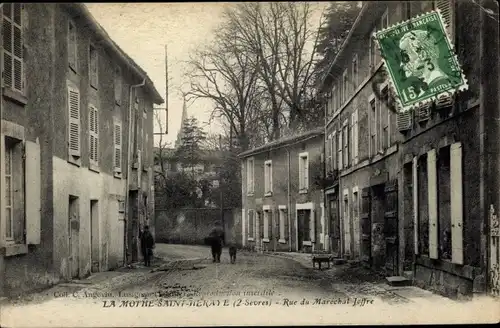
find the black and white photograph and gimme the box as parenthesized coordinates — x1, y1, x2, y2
(0, 1, 499, 326)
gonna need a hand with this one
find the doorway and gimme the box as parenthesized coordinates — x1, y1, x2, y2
(297, 209, 312, 251)
(90, 200, 100, 273)
(68, 195, 80, 279)
(329, 195, 340, 256)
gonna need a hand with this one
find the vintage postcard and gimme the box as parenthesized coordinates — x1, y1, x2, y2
(0, 1, 499, 327)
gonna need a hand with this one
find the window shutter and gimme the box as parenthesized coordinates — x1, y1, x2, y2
(114, 123, 122, 173)
(269, 210, 273, 240)
(427, 149, 438, 259)
(248, 210, 254, 238)
(2, 4, 24, 92)
(450, 142, 463, 264)
(353, 110, 359, 164)
(25, 140, 41, 245)
(263, 211, 268, 239)
(332, 131, 336, 170)
(412, 156, 419, 255)
(68, 86, 81, 157)
(114, 67, 122, 104)
(320, 203, 325, 245)
(435, 0, 455, 40)
(310, 208, 316, 242)
(89, 106, 99, 164)
(68, 22, 77, 69)
(326, 136, 332, 171)
(269, 162, 273, 192)
(338, 132, 343, 170)
(259, 211, 264, 239)
(304, 156, 309, 188)
(284, 209, 289, 240)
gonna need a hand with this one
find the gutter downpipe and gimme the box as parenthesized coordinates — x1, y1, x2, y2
(323, 95, 329, 253)
(123, 78, 146, 266)
(287, 148, 292, 252)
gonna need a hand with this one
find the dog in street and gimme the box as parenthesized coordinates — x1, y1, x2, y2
(228, 245, 237, 264)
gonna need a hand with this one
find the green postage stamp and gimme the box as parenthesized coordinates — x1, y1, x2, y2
(374, 10, 468, 112)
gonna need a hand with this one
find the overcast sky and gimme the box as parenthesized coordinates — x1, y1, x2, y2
(86, 3, 231, 147)
(86, 3, 326, 148)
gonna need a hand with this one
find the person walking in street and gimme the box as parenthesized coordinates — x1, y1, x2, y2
(140, 225, 155, 267)
(208, 221, 225, 263)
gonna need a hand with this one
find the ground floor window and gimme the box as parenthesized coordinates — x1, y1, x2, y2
(279, 207, 286, 240)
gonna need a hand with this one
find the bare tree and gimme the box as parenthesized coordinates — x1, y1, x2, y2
(223, 2, 325, 138)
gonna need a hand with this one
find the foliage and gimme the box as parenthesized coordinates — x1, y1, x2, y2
(175, 116, 207, 171)
(314, 2, 361, 86)
(185, 2, 325, 145)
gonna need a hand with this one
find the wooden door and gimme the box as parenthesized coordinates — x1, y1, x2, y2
(360, 188, 372, 266)
(297, 210, 306, 251)
(68, 197, 80, 279)
(329, 197, 340, 256)
(384, 180, 399, 276)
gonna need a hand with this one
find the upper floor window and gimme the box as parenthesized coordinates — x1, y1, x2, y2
(89, 44, 98, 89)
(114, 66, 122, 105)
(369, 96, 377, 156)
(342, 120, 349, 168)
(67, 85, 81, 158)
(2, 3, 24, 93)
(264, 160, 273, 195)
(380, 85, 390, 151)
(89, 105, 99, 166)
(352, 54, 359, 89)
(298, 152, 309, 192)
(369, 28, 377, 68)
(342, 70, 348, 104)
(246, 157, 255, 194)
(381, 8, 389, 29)
(68, 20, 77, 71)
(331, 85, 337, 113)
(113, 120, 122, 177)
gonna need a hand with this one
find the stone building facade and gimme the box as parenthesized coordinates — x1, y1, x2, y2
(318, 0, 499, 298)
(0, 3, 163, 297)
(239, 129, 326, 253)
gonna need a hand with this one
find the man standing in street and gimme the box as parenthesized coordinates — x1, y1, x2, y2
(140, 225, 155, 267)
(208, 221, 225, 263)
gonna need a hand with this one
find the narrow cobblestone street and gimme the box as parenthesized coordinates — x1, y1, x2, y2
(2, 244, 498, 326)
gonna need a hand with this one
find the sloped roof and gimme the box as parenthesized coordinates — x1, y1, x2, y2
(238, 128, 324, 158)
(65, 4, 164, 105)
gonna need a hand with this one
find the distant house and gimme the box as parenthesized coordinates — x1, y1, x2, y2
(239, 128, 325, 253)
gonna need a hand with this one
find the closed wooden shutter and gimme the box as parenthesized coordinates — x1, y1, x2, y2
(114, 123, 122, 173)
(450, 142, 463, 264)
(269, 210, 273, 240)
(352, 109, 359, 164)
(435, 0, 455, 40)
(259, 211, 264, 239)
(68, 86, 81, 157)
(427, 149, 438, 259)
(360, 188, 372, 264)
(2, 4, 24, 92)
(412, 156, 419, 255)
(326, 136, 332, 171)
(68, 21, 77, 70)
(309, 208, 316, 242)
(332, 131, 336, 170)
(89, 45, 98, 88)
(284, 208, 289, 240)
(269, 162, 273, 192)
(25, 140, 41, 245)
(248, 210, 254, 238)
(304, 155, 309, 188)
(89, 106, 99, 164)
(338, 132, 343, 170)
(114, 66, 122, 104)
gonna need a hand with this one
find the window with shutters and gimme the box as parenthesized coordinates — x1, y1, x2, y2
(89, 44, 98, 89)
(246, 157, 254, 194)
(113, 122, 122, 176)
(351, 109, 359, 165)
(68, 20, 77, 72)
(369, 27, 377, 69)
(298, 152, 309, 191)
(437, 145, 452, 260)
(2, 3, 24, 93)
(4, 140, 14, 242)
(248, 209, 255, 240)
(342, 70, 348, 105)
(342, 121, 349, 168)
(279, 206, 287, 241)
(337, 130, 342, 170)
(264, 160, 273, 195)
(418, 154, 430, 256)
(331, 131, 337, 170)
(352, 55, 359, 88)
(114, 66, 122, 105)
(89, 105, 99, 166)
(331, 85, 337, 113)
(434, 0, 455, 40)
(380, 86, 390, 151)
(263, 207, 270, 241)
(369, 96, 377, 156)
(67, 85, 81, 158)
(326, 135, 332, 172)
